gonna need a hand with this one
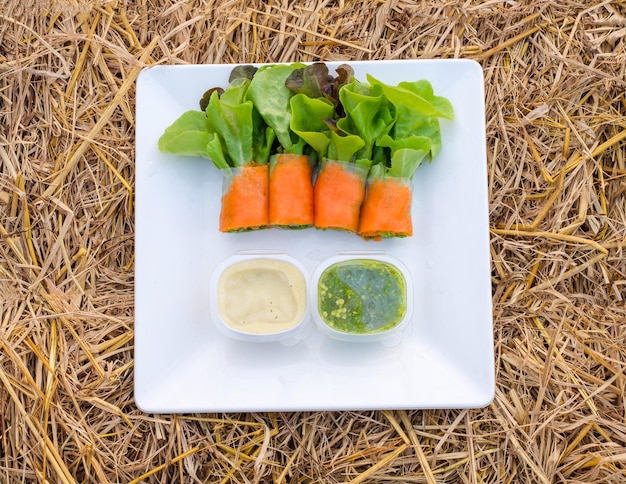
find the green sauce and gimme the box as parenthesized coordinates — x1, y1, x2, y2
(317, 259, 407, 334)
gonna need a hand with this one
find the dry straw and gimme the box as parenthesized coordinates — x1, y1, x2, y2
(1, 0, 625, 482)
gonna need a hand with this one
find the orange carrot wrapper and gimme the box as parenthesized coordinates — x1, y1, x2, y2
(358, 177, 413, 239)
(269, 153, 314, 228)
(313, 159, 370, 232)
(219, 164, 269, 232)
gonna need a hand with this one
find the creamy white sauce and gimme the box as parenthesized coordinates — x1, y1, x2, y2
(217, 258, 307, 334)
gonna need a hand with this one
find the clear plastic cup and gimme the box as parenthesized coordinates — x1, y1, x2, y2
(209, 251, 310, 346)
(310, 252, 413, 346)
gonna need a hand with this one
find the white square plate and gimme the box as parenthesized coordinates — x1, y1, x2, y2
(134, 60, 494, 413)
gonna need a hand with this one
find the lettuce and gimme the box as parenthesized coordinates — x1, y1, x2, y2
(158, 76, 275, 171)
(336, 80, 395, 161)
(370, 135, 431, 180)
(285, 63, 354, 114)
(367, 75, 453, 160)
(289, 93, 334, 156)
(158, 63, 454, 184)
(157, 110, 212, 159)
(289, 93, 366, 166)
(246, 63, 306, 154)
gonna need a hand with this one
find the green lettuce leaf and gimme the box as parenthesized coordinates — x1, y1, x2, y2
(398, 79, 455, 121)
(158, 76, 275, 171)
(157, 110, 212, 158)
(366, 75, 453, 159)
(204, 79, 255, 167)
(289, 93, 366, 166)
(251, 107, 276, 165)
(374, 134, 431, 179)
(289, 93, 335, 156)
(205, 132, 230, 171)
(327, 130, 367, 166)
(247, 63, 306, 153)
(336, 79, 394, 160)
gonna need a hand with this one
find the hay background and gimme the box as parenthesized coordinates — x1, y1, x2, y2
(1, 0, 625, 482)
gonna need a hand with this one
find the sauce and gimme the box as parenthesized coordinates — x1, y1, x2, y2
(217, 258, 307, 334)
(317, 259, 406, 334)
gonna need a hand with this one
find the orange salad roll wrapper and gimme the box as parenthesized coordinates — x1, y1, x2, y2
(269, 153, 314, 228)
(358, 177, 413, 238)
(313, 159, 369, 232)
(219, 164, 269, 232)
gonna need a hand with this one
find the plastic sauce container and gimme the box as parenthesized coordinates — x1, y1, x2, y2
(310, 253, 413, 345)
(209, 252, 309, 345)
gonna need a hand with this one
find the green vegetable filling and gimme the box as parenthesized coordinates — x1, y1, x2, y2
(318, 260, 406, 334)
